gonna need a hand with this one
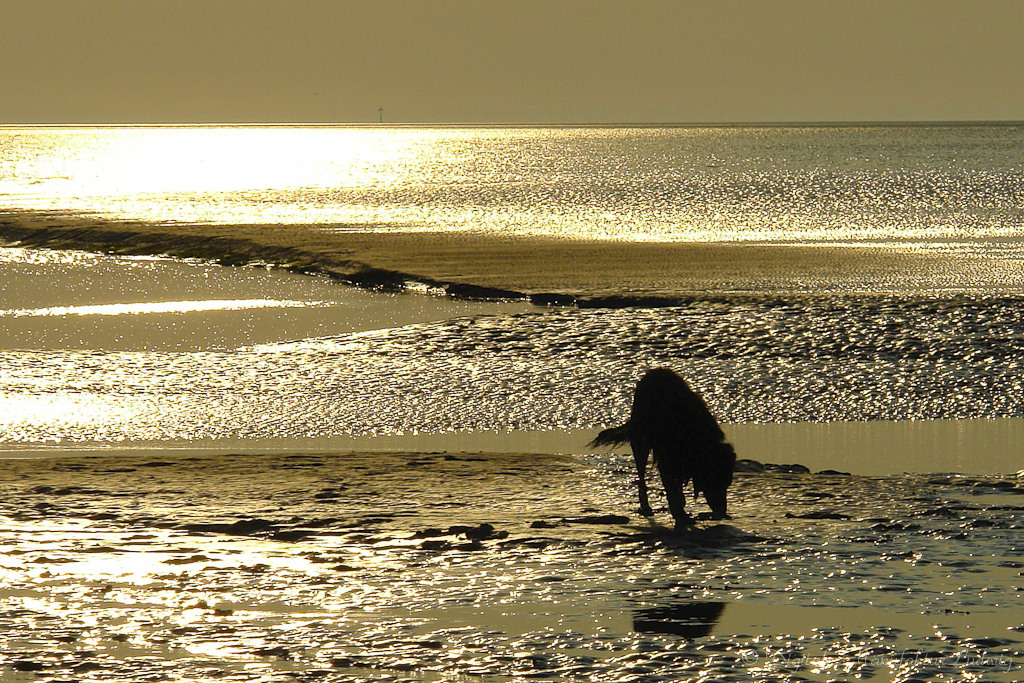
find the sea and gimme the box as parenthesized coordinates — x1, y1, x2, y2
(1, 125, 1023, 682)
(2, 124, 1023, 466)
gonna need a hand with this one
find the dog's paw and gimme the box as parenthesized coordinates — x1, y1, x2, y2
(673, 515, 697, 529)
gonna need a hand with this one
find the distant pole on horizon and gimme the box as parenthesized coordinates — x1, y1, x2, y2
(378, 106, 384, 124)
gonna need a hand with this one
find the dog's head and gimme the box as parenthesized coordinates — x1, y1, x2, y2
(696, 441, 736, 519)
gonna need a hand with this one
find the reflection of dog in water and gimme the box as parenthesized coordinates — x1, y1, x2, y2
(590, 368, 737, 527)
(633, 601, 727, 637)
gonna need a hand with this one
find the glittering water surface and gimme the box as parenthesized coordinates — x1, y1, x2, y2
(3, 125, 1024, 245)
(4, 292, 1024, 447)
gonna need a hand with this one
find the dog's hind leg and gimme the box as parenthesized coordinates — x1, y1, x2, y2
(630, 436, 654, 517)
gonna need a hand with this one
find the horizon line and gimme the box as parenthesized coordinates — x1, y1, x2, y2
(2, 119, 1023, 129)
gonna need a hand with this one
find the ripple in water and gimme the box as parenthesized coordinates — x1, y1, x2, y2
(2, 294, 1023, 445)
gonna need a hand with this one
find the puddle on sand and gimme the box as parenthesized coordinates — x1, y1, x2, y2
(0, 451, 1021, 681)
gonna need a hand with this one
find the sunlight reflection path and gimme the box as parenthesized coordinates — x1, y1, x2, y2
(1, 299, 319, 318)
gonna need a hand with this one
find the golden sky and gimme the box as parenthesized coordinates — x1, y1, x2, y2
(3, 0, 1022, 124)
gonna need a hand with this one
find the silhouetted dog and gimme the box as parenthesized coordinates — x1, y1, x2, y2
(590, 368, 737, 527)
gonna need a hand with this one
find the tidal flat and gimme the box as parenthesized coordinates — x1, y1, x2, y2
(0, 451, 1021, 682)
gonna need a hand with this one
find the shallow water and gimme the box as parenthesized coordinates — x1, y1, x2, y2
(0, 246, 529, 351)
(5, 283, 1024, 451)
(0, 452, 1020, 682)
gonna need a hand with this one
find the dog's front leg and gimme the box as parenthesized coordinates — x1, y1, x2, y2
(658, 465, 694, 529)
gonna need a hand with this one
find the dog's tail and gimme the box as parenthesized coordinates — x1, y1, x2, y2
(588, 423, 631, 448)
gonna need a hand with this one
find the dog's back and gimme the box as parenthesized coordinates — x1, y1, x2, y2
(589, 368, 724, 453)
(630, 368, 724, 455)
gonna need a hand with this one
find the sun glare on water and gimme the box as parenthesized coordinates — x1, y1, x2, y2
(1, 125, 459, 225)
(4, 126, 438, 194)
(0, 394, 141, 441)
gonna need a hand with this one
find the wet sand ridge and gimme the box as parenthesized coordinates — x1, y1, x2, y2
(5, 211, 1018, 304)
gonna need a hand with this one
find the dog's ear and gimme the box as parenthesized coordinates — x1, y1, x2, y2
(719, 442, 737, 469)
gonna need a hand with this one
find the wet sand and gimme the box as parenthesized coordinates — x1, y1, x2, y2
(1, 451, 1021, 681)
(5, 211, 1023, 303)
